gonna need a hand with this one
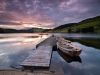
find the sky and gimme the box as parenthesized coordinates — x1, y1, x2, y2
(0, 0, 100, 29)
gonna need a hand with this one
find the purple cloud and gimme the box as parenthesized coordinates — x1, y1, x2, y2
(0, 0, 100, 28)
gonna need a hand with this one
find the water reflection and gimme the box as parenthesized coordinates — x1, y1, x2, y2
(65, 38, 100, 49)
(62, 42, 100, 75)
(0, 33, 100, 75)
(0, 34, 49, 43)
(0, 34, 51, 69)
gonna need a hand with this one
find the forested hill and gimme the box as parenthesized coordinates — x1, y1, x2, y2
(48, 16, 100, 33)
(0, 16, 100, 33)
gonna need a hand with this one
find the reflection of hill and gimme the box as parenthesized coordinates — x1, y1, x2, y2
(57, 49, 82, 63)
(66, 38, 100, 49)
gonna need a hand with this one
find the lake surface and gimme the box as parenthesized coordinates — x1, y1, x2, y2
(0, 33, 100, 75)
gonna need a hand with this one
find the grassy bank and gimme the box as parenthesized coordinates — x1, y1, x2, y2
(48, 16, 100, 33)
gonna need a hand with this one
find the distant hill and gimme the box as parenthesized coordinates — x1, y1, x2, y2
(48, 16, 100, 33)
(0, 22, 49, 33)
(49, 23, 77, 33)
(0, 16, 100, 33)
(0, 27, 47, 33)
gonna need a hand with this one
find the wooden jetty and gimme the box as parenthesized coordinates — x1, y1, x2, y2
(0, 59, 64, 75)
(31, 34, 52, 49)
(0, 52, 64, 75)
(0, 35, 64, 75)
(20, 46, 53, 69)
(20, 35, 57, 69)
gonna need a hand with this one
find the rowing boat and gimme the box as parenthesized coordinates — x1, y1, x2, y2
(57, 37, 82, 57)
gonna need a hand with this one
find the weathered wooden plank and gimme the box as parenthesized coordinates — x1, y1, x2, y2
(0, 35, 64, 75)
(0, 58, 64, 75)
(20, 46, 53, 68)
(35, 35, 52, 48)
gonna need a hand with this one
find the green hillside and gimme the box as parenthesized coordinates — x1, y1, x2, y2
(48, 16, 100, 33)
(0, 28, 47, 33)
(0, 16, 100, 33)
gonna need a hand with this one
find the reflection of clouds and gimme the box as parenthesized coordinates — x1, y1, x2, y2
(64, 63, 99, 75)
(0, 42, 33, 69)
(0, 34, 51, 69)
(0, 55, 10, 67)
(0, 53, 7, 56)
(59, 55, 65, 62)
(0, 33, 39, 38)
(0, 34, 48, 43)
(56, 36, 100, 75)
(67, 42, 100, 73)
(72, 42, 100, 59)
(69, 62, 97, 70)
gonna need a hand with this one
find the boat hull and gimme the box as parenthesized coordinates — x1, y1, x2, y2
(57, 42, 82, 57)
(57, 49, 82, 63)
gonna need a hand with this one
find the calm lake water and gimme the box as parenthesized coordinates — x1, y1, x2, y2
(0, 33, 100, 75)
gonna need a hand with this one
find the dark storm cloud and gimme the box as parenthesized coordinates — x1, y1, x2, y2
(0, 0, 100, 28)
